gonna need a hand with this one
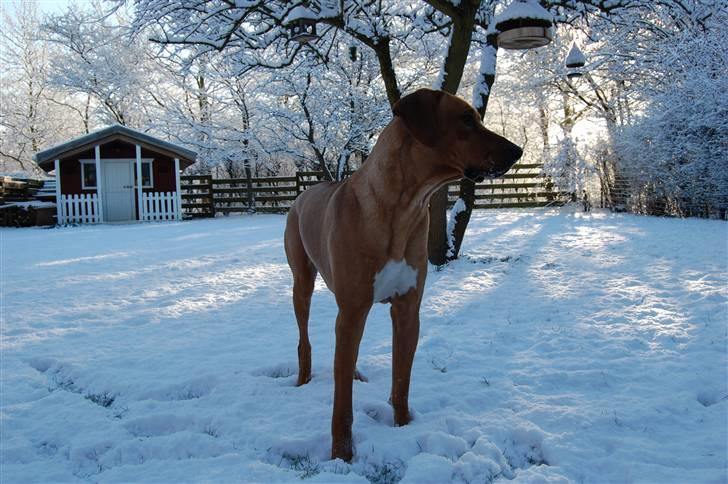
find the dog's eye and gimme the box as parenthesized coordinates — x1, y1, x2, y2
(461, 113, 478, 129)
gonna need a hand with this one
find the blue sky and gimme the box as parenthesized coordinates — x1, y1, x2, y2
(2, 0, 72, 19)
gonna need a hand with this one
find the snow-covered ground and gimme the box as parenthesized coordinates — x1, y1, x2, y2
(2, 209, 726, 483)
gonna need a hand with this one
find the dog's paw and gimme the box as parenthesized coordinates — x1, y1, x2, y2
(296, 373, 312, 386)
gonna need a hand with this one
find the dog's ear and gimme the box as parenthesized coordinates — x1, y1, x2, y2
(393, 89, 443, 148)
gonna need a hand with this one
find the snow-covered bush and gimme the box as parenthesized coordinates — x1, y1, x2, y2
(544, 135, 593, 195)
(615, 18, 728, 218)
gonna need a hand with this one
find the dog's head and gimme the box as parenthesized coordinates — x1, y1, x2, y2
(393, 88, 522, 182)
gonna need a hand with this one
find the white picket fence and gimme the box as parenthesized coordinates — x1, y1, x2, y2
(58, 193, 101, 224)
(141, 191, 180, 221)
(56, 191, 179, 224)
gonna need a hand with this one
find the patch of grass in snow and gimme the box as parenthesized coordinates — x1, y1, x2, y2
(175, 388, 205, 400)
(428, 346, 453, 373)
(43, 366, 118, 409)
(281, 453, 321, 479)
(502, 438, 549, 470)
(526, 448, 548, 467)
(465, 254, 524, 264)
(85, 391, 115, 408)
(50, 372, 77, 392)
(430, 357, 448, 373)
(112, 406, 129, 419)
(362, 460, 404, 484)
(202, 424, 219, 438)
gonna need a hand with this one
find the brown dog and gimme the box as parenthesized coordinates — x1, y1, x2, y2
(284, 88, 522, 461)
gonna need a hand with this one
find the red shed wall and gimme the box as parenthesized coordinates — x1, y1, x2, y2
(58, 140, 177, 195)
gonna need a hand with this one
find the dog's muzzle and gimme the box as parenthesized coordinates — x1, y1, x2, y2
(464, 166, 511, 182)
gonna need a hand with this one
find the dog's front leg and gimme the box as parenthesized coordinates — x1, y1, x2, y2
(331, 304, 369, 461)
(390, 289, 421, 426)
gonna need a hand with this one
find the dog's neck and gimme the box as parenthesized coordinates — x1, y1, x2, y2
(354, 119, 459, 213)
(346, 120, 461, 259)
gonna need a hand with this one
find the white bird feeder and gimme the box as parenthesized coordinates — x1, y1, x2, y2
(494, 0, 554, 50)
(565, 43, 586, 78)
(284, 5, 319, 43)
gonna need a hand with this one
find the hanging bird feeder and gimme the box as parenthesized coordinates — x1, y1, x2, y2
(284, 5, 319, 43)
(565, 43, 586, 78)
(565, 43, 586, 68)
(494, 0, 554, 50)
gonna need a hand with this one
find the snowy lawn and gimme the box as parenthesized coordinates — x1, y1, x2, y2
(1, 209, 726, 483)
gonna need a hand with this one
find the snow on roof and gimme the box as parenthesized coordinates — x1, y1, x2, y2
(495, 0, 553, 25)
(283, 6, 318, 25)
(32, 125, 197, 171)
(566, 43, 587, 67)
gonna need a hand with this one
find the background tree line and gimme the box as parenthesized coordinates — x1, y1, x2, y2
(1, 0, 725, 262)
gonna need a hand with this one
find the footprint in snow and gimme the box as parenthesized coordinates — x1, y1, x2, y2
(141, 376, 218, 401)
(124, 414, 195, 437)
(251, 362, 297, 379)
(697, 389, 728, 407)
(362, 401, 394, 426)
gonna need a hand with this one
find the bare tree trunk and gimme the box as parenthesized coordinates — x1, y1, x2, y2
(539, 102, 550, 164)
(427, 0, 479, 266)
(446, 32, 497, 262)
(83, 94, 91, 134)
(373, 40, 401, 108)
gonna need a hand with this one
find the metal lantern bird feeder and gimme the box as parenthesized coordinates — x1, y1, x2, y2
(565, 43, 586, 78)
(284, 5, 319, 43)
(494, 0, 554, 50)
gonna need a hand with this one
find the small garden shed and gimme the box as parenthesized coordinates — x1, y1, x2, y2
(33, 125, 196, 224)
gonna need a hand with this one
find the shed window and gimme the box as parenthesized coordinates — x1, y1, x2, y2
(134, 161, 154, 188)
(81, 162, 97, 189)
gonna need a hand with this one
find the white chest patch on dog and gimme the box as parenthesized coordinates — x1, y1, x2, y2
(373, 259, 418, 303)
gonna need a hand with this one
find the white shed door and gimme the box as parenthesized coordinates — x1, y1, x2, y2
(103, 161, 135, 222)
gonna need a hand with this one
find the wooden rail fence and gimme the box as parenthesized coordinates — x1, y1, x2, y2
(180, 164, 569, 217)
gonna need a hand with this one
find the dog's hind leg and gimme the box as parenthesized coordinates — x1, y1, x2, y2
(284, 210, 317, 386)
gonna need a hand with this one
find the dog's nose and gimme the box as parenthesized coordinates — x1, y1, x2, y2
(509, 143, 523, 162)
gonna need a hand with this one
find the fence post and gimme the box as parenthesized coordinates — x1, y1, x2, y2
(245, 161, 255, 214)
(174, 158, 182, 221)
(207, 175, 215, 217)
(54, 159, 63, 225)
(94, 145, 104, 223)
